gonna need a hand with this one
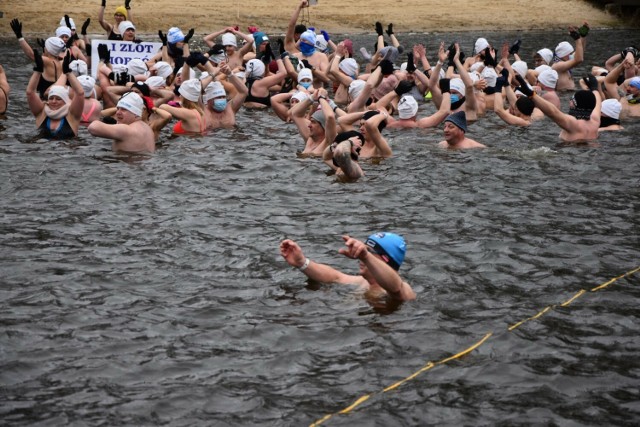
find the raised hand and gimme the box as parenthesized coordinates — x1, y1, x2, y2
(158, 30, 167, 45)
(375, 22, 383, 36)
(509, 39, 522, 55)
(578, 21, 590, 37)
(439, 78, 450, 93)
(33, 49, 44, 73)
(386, 23, 394, 36)
(64, 14, 72, 29)
(568, 26, 580, 40)
(62, 51, 72, 74)
(81, 18, 91, 36)
(183, 28, 195, 44)
(406, 53, 416, 73)
(10, 18, 23, 39)
(124, 0, 132, 9)
(97, 43, 111, 64)
(583, 74, 598, 91)
(515, 75, 533, 97)
(36, 38, 46, 53)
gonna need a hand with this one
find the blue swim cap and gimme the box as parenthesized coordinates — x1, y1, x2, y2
(365, 232, 406, 271)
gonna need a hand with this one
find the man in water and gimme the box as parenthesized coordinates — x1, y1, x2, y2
(438, 111, 486, 149)
(280, 233, 416, 302)
(88, 91, 155, 154)
(516, 74, 601, 142)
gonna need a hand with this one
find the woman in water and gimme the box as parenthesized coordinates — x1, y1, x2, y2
(26, 52, 84, 140)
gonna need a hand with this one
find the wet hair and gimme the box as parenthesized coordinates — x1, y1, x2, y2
(515, 96, 535, 116)
(363, 110, 387, 132)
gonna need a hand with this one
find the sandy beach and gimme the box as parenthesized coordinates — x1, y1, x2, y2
(0, 0, 624, 38)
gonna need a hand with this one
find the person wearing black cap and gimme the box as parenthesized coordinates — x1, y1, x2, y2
(438, 111, 485, 149)
(516, 74, 602, 142)
(280, 233, 416, 302)
(493, 72, 534, 127)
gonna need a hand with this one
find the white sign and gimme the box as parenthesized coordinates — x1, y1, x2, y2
(90, 39, 163, 78)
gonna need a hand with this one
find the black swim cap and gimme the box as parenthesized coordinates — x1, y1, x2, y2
(363, 110, 387, 131)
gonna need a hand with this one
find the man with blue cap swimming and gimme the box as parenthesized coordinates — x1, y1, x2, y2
(280, 233, 416, 301)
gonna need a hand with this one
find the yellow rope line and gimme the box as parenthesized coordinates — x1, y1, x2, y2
(310, 266, 639, 426)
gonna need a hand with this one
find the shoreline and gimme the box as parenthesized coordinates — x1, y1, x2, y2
(0, 0, 628, 39)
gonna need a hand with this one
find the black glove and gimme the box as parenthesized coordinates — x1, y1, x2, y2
(483, 47, 497, 67)
(500, 68, 509, 80)
(379, 59, 394, 76)
(62, 51, 72, 74)
(375, 22, 383, 36)
(439, 78, 450, 94)
(64, 14, 72, 29)
(569, 28, 580, 40)
(101, 0, 106, 7)
(301, 59, 313, 70)
(133, 38, 142, 44)
(186, 52, 203, 67)
(621, 46, 639, 59)
(583, 74, 598, 91)
(10, 19, 23, 39)
(515, 75, 534, 97)
(494, 76, 507, 93)
(81, 18, 91, 36)
(406, 53, 416, 73)
(97, 43, 110, 64)
(116, 71, 130, 86)
(509, 39, 521, 55)
(124, 0, 131, 9)
(446, 42, 457, 67)
(36, 38, 46, 53)
(578, 24, 589, 37)
(183, 28, 195, 44)
(394, 80, 414, 96)
(386, 23, 394, 36)
(158, 30, 167, 46)
(101, 116, 117, 125)
(33, 49, 44, 73)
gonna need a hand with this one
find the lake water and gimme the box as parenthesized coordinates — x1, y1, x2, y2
(1, 29, 639, 426)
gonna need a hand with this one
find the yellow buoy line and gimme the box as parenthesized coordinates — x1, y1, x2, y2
(310, 266, 640, 426)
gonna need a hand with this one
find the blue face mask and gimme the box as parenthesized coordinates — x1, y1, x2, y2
(213, 99, 227, 112)
(299, 81, 312, 90)
(450, 94, 460, 103)
(299, 42, 316, 57)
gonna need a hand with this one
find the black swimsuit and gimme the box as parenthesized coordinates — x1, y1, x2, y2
(38, 117, 76, 140)
(36, 61, 59, 100)
(245, 79, 271, 107)
(108, 30, 123, 41)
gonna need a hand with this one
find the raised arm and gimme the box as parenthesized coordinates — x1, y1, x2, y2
(98, 0, 112, 32)
(203, 28, 226, 48)
(364, 111, 392, 157)
(26, 56, 45, 117)
(285, 0, 308, 52)
(453, 43, 478, 111)
(338, 235, 415, 301)
(280, 238, 358, 284)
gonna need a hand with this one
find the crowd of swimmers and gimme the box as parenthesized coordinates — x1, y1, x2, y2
(2, 0, 640, 303)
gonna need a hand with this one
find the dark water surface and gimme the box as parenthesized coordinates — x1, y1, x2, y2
(1, 30, 639, 426)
